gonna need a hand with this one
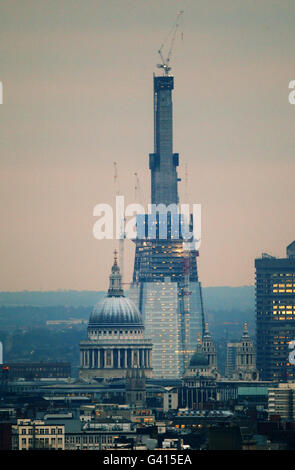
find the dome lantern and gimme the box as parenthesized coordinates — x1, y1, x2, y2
(107, 250, 124, 297)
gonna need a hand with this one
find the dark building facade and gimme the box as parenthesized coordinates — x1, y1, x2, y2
(129, 73, 205, 379)
(1, 362, 71, 380)
(0, 422, 12, 450)
(256, 241, 295, 381)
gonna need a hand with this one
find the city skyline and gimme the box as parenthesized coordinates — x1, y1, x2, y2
(1, 0, 295, 291)
(2, 1, 295, 454)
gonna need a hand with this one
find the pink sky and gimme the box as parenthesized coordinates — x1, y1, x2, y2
(1, 0, 295, 290)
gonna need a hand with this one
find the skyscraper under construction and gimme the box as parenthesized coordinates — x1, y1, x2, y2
(129, 64, 205, 378)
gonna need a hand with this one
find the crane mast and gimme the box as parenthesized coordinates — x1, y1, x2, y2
(113, 162, 125, 281)
(134, 172, 143, 205)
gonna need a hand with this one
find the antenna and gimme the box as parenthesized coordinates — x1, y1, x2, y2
(157, 11, 184, 76)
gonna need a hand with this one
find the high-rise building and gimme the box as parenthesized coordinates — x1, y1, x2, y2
(225, 343, 240, 378)
(129, 72, 205, 378)
(255, 241, 295, 381)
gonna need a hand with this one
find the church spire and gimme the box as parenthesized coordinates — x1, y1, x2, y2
(242, 321, 249, 337)
(107, 250, 124, 297)
(203, 322, 213, 340)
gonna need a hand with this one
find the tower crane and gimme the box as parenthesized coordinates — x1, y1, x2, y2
(157, 10, 184, 76)
(113, 161, 119, 196)
(113, 162, 126, 282)
(184, 163, 188, 203)
(134, 172, 143, 205)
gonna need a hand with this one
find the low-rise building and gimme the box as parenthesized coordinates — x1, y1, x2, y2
(163, 387, 178, 412)
(64, 418, 137, 450)
(1, 362, 71, 380)
(268, 383, 295, 421)
(12, 419, 65, 450)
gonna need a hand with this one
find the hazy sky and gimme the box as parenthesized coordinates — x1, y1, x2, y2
(1, 0, 295, 291)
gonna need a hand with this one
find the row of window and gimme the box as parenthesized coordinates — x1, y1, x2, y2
(20, 427, 63, 435)
(21, 437, 63, 444)
(273, 289, 295, 293)
(66, 435, 113, 444)
(90, 330, 140, 335)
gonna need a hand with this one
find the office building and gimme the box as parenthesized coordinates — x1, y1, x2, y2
(256, 241, 295, 381)
(268, 383, 295, 421)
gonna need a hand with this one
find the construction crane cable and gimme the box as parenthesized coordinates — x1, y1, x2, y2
(157, 10, 184, 75)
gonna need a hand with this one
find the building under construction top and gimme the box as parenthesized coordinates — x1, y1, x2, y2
(149, 75, 179, 206)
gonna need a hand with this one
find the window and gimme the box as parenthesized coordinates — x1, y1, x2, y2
(106, 350, 112, 366)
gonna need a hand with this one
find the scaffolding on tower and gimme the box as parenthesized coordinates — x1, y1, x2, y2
(182, 244, 192, 370)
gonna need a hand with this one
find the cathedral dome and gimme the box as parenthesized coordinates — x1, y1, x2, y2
(88, 251, 143, 327)
(89, 296, 143, 327)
